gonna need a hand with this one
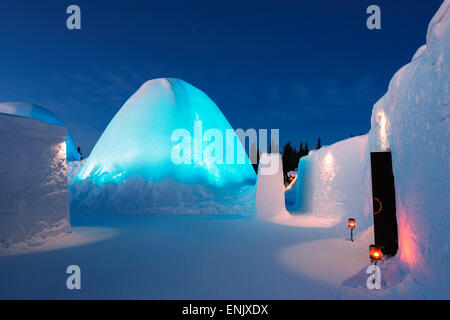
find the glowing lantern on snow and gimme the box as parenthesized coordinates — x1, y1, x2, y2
(369, 244, 383, 264)
(348, 218, 356, 229)
(347, 218, 356, 241)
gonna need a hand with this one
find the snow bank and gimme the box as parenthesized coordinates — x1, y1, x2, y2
(0, 113, 70, 249)
(366, 0, 450, 298)
(70, 78, 256, 215)
(0, 102, 80, 162)
(294, 135, 372, 229)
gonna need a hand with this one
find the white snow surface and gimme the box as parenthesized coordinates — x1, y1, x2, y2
(0, 113, 71, 250)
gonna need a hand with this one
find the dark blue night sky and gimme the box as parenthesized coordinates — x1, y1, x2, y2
(0, 0, 444, 154)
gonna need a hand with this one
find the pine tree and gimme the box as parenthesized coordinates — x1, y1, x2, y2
(282, 142, 297, 179)
(299, 142, 304, 156)
(316, 137, 321, 149)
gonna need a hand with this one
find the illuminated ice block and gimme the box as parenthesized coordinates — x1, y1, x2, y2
(75, 78, 255, 186)
(70, 78, 256, 215)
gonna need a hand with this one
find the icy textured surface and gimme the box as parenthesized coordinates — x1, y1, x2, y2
(256, 152, 342, 228)
(293, 135, 372, 229)
(255, 153, 288, 219)
(0, 113, 70, 249)
(0, 102, 80, 162)
(70, 78, 256, 215)
(366, 0, 449, 298)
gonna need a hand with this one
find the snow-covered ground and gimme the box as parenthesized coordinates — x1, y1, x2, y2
(0, 214, 417, 299)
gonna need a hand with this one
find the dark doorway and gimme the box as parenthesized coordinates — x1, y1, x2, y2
(370, 151, 399, 257)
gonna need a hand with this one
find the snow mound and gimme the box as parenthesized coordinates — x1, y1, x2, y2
(70, 78, 256, 215)
(0, 102, 80, 162)
(0, 113, 70, 248)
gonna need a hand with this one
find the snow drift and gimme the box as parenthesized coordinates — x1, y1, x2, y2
(0, 102, 80, 162)
(70, 78, 256, 215)
(0, 113, 70, 249)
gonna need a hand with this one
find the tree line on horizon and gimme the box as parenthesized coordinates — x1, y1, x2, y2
(250, 137, 322, 180)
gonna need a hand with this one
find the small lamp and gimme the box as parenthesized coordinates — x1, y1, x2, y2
(369, 244, 383, 264)
(347, 218, 356, 241)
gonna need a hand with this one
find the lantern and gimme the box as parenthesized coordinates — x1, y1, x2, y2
(348, 218, 356, 228)
(369, 244, 383, 264)
(347, 218, 356, 241)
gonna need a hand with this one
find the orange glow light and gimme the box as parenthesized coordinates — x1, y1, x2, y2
(283, 175, 297, 192)
(347, 218, 356, 229)
(369, 244, 382, 262)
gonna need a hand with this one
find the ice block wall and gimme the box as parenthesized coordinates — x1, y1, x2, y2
(0, 113, 70, 247)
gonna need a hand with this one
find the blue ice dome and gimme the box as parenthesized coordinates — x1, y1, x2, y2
(0, 102, 81, 162)
(75, 78, 256, 187)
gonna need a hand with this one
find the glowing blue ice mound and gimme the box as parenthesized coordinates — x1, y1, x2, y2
(0, 102, 80, 162)
(70, 78, 256, 215)
(75, 78, 256, 187)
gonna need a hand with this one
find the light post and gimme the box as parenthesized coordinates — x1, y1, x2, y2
(348, 218, 356, 241)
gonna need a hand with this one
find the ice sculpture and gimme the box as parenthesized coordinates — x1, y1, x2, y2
(0, 102, 80, 162)
(70, 78, 256, 215)
(75, 78, 256, 186)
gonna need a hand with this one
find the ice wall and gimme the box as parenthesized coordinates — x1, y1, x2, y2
(70, 78, 256, 215)
(0, 113, 70, 248)
(366, 0, 449, 298)
(294, 135, 372, 228)
(255, 153, 288, 219)
(0, 102, 80, 162)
